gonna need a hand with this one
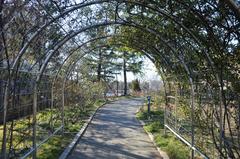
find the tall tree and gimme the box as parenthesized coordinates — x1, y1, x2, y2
(121, 50, 143, 96)
(123, 51, 127, 95)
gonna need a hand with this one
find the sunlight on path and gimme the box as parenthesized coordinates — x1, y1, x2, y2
(68, 98, 162, 159)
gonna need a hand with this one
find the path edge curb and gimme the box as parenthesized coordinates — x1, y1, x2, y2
(135, 107, 169, 159)
(59, 101, 108, 159)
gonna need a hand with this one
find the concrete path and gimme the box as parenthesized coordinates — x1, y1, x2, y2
(68, 98, 162, 159)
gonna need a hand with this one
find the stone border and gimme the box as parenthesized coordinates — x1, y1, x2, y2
(136, 107, 169, 159)
(59, 102, 107, 159)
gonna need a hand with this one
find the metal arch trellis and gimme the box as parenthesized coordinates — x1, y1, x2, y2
(108, 35, 210, 159)
(1, 1, 219, 131)
(46, 32, 205, 159)
(59, 43, 181, 107)
(3, 34, 193, 158)
(0, 1, 238, 158)
(1, 0, 234, 121)
(8, 0, 218, 75)
(49, 31, 192, 110)
(20, 44, 118, 158)
(38, 37, 114, 151)
(42, 24, 193, 85)
(55, 36, 186, 141)
(46, 23, 193, 81)
(31, 29, 175, 134)
(34, 18, 208, 82)
(51, 32, 179, 87)
(0, 19, 225, 158)
(18, 34, 178, 158)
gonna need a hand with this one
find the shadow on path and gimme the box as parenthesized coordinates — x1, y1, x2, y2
(68, 98, 162, 159)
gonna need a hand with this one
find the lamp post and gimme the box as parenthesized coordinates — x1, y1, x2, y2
(116, 74, 119, 97)
(147, 96, 151, 114)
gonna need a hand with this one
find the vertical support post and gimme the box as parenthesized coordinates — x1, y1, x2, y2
(178, 56, 195, 159)
(189, 79, 195, 159)
(219, 83, 224, 159)
(1, 81, 9, 159)
(32, 82, 37, 159)
(0, 5, 6, 158)
(174, 83, 177, 130)
(0, 77, 3, 120)
(159, 72, 168, 135)
(116, 75, 119, 97)
(62, 78, 66, 134)
(164, 90, 168, 135)
(50, 83, 54, 131)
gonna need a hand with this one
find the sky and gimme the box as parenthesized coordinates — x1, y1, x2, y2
(117, 57, 161, 82)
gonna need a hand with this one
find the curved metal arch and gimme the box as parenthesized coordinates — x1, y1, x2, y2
(114, 29, 205, 158)
(17, 1, 223, 129)
(36, 19, 202, 83)
(10, 8, 223, 148)
(61, 42, 173, 81)
(12, 0, 114, 70)
(58, 30, 192, 83)
(51, 35, 114, 83)
(61, 44, 174, 96)
(60, 35, 193, 94)
(0, 0, 229, 158)
(32, 34, 195, 159)
(35, 21, 126, 82)
(48, 36, 114, 134)
(1, 21, 198, 158)
(45, 23, 195, 103)
(11, 0, 217, 76)
(47, 33, 182, 133)
(114, 4, 223, 147)
(1, 4, 223, 158)
(52, 33, 189, 87)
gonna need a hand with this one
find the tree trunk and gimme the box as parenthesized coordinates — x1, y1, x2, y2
(97, 49, 102, 82)
(123, 52, 127, 96)
(0, 0, 3, 117)
(117, 79, 119, 96)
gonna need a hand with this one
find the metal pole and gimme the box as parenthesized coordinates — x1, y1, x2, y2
(190, 80, 195, 159)
(163, 79, 168, 135)
(32, 83, 38, 159)
(1, 81, 9, 159)
(62, 77, 67, 134)
(159, 70, 168, 135)
(177, 55, 195, 159)
(174, 82, 177, 130)
(50, 83, 54, 131)
(147, 96, 151, 114)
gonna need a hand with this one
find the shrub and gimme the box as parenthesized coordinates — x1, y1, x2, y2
(166, 140, 189, 159)
(144, 121, 164, 133)
(155, 133, 172, 148)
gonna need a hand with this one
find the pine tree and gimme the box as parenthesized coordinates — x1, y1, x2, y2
(121, 50, 143, 96)
(131, 79, 141, 92)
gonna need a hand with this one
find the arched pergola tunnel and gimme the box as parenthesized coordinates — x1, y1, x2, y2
(0, 1, 239, 159)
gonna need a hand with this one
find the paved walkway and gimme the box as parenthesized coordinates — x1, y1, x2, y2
(68, 98, 162, 159)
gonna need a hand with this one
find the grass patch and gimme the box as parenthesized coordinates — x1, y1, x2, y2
(0, 99, 106, 159)
(37, 135, 73, 159)
(166, 140, 189, 159)
(144, 121, 164, 133)
(155, 133, 189, 159)
(136, 109, 191, 159)
(36, 99, 106, 158)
